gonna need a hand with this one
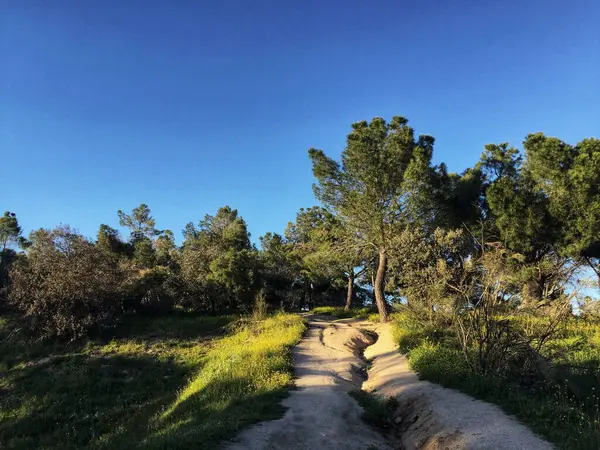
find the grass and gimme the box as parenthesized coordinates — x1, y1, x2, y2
(0, 312, 305, 449)
(348, 390, 399, 430)
(393, 314, 600, 450)
(311, 306, 378, 320)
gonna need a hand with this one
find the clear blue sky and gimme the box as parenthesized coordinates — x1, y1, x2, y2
(2, 0, 599, 244)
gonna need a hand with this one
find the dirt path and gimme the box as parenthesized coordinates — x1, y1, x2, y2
(226, 317, 554, 450)
(225, 317, 393, 450)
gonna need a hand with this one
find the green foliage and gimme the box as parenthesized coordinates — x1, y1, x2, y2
(118, 203, 159, 241)
(0, 211, 27, 295)
(184, 206, 251, 257)
(258, 232, 303, 307)
(181, 206, 258, 312)
(348, 390, 399, 430)
(523, 134, 600, 283)
(252, 289, 268, 320)
(388, 227, 472, 326)
(394, 315, 600, 450)
(281, 206, 361, 309)
(96, 224, 132, 260)
(0, 211, 23, 251)
(311, 306, 375, 320)
(154, 229, 178, 268)
(208, 248, 259, 309)
(432, 165, 484, 230)
(408, 342, 469, 383)
(479, 142, 554, 261)
(8, 226, 124, 339)
(478, 142, 522, 181)
(486, 173, 555, 261)
(124, 267, 180, 314)
(132, 238, 156, 269)
(309, 116, 439, 321)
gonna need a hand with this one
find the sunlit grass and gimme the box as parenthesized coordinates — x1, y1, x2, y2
(311, 306, 376, 320)
(146, 313, 306, 449)
(0, 312, 305, 450)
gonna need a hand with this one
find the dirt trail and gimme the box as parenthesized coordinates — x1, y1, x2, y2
(225, 317, 392, 450)
(226, 317, 554, 450)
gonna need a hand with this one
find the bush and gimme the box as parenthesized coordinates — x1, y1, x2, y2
(8, 226, 123, 339)
(123, 267, 180, 314)
(393, 312, 457, 353)
(408, 342, 470, 384)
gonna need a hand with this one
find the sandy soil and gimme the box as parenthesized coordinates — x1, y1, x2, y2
(364, 322, 554, 450)
(225, 317, 554, 450)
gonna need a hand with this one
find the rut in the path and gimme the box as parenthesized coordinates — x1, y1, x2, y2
(225, 317, 393, 450)
(226, 317, 554, 450)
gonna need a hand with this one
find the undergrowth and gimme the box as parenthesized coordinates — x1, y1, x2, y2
(393, 314, 600, 450)
(311, 306, 377, 320)
(349, 390, 399, 430)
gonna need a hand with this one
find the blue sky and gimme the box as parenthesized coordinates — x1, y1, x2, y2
(2, 0, 599, 244)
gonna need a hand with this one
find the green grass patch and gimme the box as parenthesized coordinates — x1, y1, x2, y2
(311, 306, 376, 320)
(0, 312, 305, 449)
(145, 313, 306, 449)
(348, 389, 399, 430)
(394, 317, 600, 450)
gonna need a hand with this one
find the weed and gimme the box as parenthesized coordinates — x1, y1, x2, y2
(349, 389, 399, 430)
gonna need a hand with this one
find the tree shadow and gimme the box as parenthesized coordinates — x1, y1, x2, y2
(0, 351, 191, 450)
(0, 312, 241, 450)
(140, 377, 291, 450)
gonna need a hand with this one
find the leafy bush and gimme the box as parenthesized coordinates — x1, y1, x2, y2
(122, 267, 180, 314)
(8, 226, 123, 339)
(408, 342, 470, 383)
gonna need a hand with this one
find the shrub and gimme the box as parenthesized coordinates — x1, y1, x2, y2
(123, 267, 180, 314)
(8, 225, 123, 339)
(253, 289, 268, 320)
(409, 342, 470, 384)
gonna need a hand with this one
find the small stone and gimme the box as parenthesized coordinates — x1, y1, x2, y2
(394, 416, 403, 424)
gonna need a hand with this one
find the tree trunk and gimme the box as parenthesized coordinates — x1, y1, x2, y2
(371, 273, 376, 304)
(345, 272, 354, 311)
(374, 249, 390, 322)
(585, 257, 600, 288)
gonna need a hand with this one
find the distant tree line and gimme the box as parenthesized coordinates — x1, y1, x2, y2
(1, 115, 598, 341)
